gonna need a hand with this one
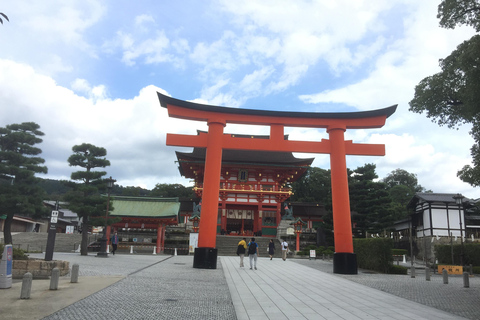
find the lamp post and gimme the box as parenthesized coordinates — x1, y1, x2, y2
(97, 176, 116, 258)
(291, 218, 306, 252)
(189, 214, 200, 233)
(453, 193, 465, 266)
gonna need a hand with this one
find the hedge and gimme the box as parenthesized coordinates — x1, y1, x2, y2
(353, 238, 393, 273)
(435, 243, 480, 266)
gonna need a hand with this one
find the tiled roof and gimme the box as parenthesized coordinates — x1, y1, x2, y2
(110, 196, 180, 218)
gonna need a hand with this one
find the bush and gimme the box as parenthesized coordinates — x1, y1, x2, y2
(388, 264, 408, 275)
(0, 244, 29, 260)
(435, 243, 480, 265)
(473, 266, 480, 274)
(354, 238, 393, 273)
(392, 249, 407, 256)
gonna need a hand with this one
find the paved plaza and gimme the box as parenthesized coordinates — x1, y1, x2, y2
(1, 253, 478, 319)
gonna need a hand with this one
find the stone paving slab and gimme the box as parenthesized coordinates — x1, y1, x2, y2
(293, 258, 480, 320)
(221, 255, 469, 320)
(1, 276, 124, 320)
(40, 254, 236, 320)
(2, 253, 477, 320)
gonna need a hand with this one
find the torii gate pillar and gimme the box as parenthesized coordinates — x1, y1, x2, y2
(158, 93, 396, 274)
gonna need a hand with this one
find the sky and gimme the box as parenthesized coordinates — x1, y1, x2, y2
(0, 1, 478, 198)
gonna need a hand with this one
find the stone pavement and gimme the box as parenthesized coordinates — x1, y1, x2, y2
(0, 253, 477, 319)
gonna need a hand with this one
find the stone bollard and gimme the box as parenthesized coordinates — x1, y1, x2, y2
(50, 267, 60, 290)
(174, 248, 177, 256)
(20, 272, 33, 299)
(442, 269, 448, 284)
(71, 264, 79, 283)
(463, 272, 470, 288)
(130, 246, 133, 254)
(153, 246, 156, 255)
(410, 266, 415, 278)
(425, 267, 430, 281)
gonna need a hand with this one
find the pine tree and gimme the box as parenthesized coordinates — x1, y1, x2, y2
(64, 143, 110, 255)
(0, 122, 48, 244)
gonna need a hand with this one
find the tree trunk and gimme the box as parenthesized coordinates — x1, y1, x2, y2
(3, 214, 13, 244)
(81, 217, 89, 255)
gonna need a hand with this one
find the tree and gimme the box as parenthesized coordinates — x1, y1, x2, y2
(64, 143, 110, 255)
(409, 1, 480, 186)
(290, 167, 331, 206)
(382, 168, 429, 220)
(349, 164, 394, 236)
(0, 122, 48, 244)
(382, 168, 426, 192)
(149, 183, 195, 198)
(0, 12, 8, 24)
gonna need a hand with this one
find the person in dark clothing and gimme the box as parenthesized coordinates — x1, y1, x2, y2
(248, 237, 259, 270)
(111, 231, 119, 255)
(268, 239, 275, 260)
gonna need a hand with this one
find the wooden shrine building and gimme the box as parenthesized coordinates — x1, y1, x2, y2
(108, 196, 180, 253)
(176, 135, 313, 237)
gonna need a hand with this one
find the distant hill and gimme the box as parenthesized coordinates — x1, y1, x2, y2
(37, 178, 153, 198)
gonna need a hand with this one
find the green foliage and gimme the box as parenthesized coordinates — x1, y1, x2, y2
(64, 143, 110, 255)
(0, 122, 48, 244)
(410, 2, 480, 186)
(438, 0, 480, 32)
(382, 168, 426, 192)
(150, 183, 195, 198)
(354, 238, 394, 273)
(291, 167, 332, 206)
(392, 249, 408, 256)
(0, 244, 28, 260)
(388, 264, 408, 275)
(349, 164, 395, 235)
(473, 266, 480, 274)
(0, 12, 8, 24)
(435, 243, 480, 266)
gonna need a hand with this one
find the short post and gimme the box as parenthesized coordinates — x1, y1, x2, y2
(153, 246, 156, 255)
(410, 266, 415, 278)
(71, 264, 79, 283)
(463, 272, 470, 288)
(425, 267, 430, 281)
(50, 267, 60, 290)
(20, 272, 33, 299)
(402, 254, 406, 263)
(174, 248, 177, 256)
(130, 246, 133, 254)
(442, 269, 448, 284)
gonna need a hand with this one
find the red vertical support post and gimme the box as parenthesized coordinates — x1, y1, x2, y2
(328, 126, 357, 274)
(156, 224, 162, 254)
(106, 226, 111, 249)
(296, 232, 300, 251)
(194, 119, 225, 269)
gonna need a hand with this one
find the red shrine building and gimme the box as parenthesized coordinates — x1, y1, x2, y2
(176, 133, 314, 237)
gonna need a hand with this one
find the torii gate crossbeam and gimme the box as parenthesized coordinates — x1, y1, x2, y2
(158, 92, 396, 274)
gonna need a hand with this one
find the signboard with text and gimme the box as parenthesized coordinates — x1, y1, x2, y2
(438, 265, 463, 275)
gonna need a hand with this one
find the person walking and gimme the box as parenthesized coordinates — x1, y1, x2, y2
(237, 237, 247, 267)
(111, 231, 119, 255)
(268, 239, 275, 260)
(281, 239, 288, 261)
(248, 237, 259, 270)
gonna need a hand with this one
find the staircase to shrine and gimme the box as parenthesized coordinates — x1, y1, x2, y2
(215, 235, 282, 258)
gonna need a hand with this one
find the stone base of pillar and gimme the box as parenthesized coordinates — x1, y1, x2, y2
(333, 252, 357, 274)
(193, 247, 218, 269)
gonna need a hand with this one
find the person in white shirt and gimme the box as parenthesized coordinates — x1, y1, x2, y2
(281, 239, 288, 261)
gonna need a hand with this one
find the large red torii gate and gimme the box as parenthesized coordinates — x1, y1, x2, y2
(158, 92, 396, 274)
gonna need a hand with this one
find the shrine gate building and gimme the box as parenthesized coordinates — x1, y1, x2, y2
(176, 134, 313, 237)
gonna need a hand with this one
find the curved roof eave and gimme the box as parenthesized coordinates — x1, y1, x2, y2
(158, 92, 397, 120)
